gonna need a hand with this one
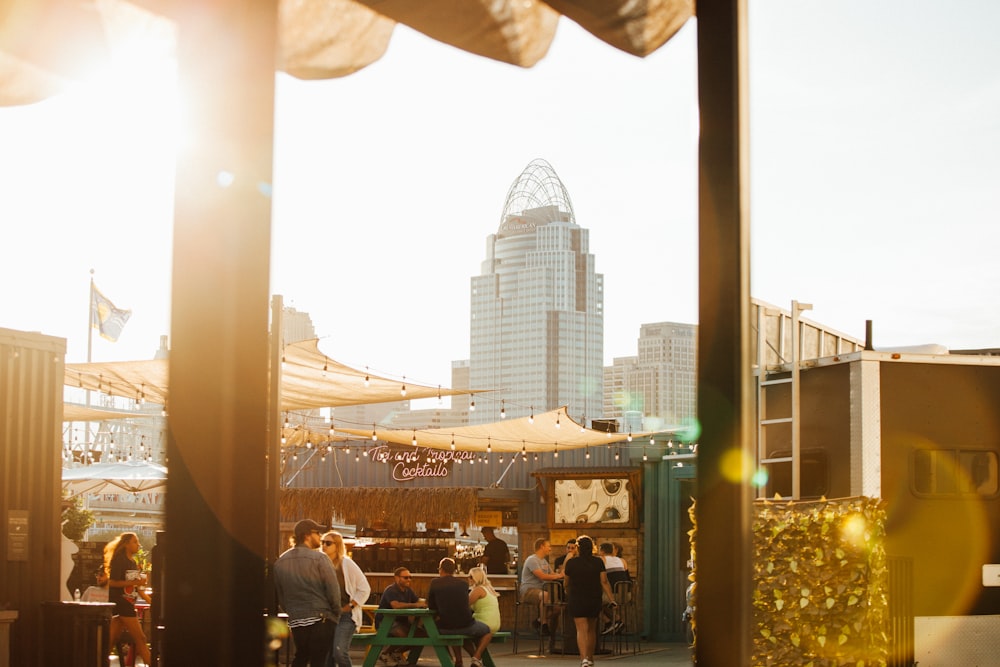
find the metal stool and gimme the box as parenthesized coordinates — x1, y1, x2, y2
(612, 579, 639, 655)
(540, 581, 565, 655)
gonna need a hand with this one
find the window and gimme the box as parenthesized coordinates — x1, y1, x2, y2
(912, 448, 999, 497)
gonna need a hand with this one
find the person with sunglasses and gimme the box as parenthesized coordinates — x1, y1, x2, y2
(274, 519, 342, 667)
(322, 532, 371, 667)
(375, 567, 427, 666)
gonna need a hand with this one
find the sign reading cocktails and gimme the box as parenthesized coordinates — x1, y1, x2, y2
(371, 445, 476, 482)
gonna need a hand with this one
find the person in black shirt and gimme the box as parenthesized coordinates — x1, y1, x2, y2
(427, 558, 492, 667)
(563, 536, 615, 667)
(479, 527, 511, 575)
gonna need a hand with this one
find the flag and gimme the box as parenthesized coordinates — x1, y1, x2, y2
(91, 284, 132, 342)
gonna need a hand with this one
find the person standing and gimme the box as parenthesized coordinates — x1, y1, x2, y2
(322, 531, 371, 667)
(563, 536, 615, 667)
(105, 532, 152, 667)
(274, 519, 342, 667)
(376, 567, 427, 666)
(467, 566, 501, 633)
(519, 538, 564, 634)
(479, 527, 510, 575)
(428, 558, 492, 667)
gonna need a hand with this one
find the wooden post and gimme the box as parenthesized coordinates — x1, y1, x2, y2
(696, 0, 755, 664)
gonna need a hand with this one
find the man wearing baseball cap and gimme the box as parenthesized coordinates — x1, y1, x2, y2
(274, 519, 342, 667)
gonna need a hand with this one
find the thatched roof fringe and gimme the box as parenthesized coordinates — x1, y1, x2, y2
(281, 487, 480, 529)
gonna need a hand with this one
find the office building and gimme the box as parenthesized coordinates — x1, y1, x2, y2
(469, 159, 603, 424)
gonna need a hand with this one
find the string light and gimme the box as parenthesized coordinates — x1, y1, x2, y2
(521, 441, 527, 461)
(555, 415, 560, 429)
(528, 407, 534, 424)
(500, 400, 506, 419)
(553, 442, 559, 459)
(469, 397, 476, 412)
(401, 379, 407, 397)
(627, 431, 633, 443)
(355, 452, 360, 463)
(284, 413, 290, 429)
(667, 439, 674, 448)
(364, 370, 370, 388)
(614, 448, 620, 461)
(451, 435, 456, 451)
(533, 452, 539, 463)
(487, 437, 492, 454)
(650, 435, 655, 445)
(642, 447, 648, 462)
(411, 430, 417, 446)
(329, 422, 335, 435)
(585, 446, 590, 460)
(371, 424, 377, 441)
(437, 386, 442, 404)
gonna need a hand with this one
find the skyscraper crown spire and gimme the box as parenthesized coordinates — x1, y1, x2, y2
(499, 158, 575, 229)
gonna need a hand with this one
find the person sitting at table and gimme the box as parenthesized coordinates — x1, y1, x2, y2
(427, 558, 492, 667)
(467, 567, 501, 633)
(554, 538, 577, 574)
(519, 538, 564, 635)
(81, 566, 109, 602)
(376, 566, 427, 666)
(598, 542, 629, 634)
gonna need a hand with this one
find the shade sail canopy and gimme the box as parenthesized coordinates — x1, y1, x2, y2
(336, 405, 656, 453)
(63, 403, 157, 422)
(0, 0, 694, 106)
(64, 338, 480, 411)
(62, 461, 168, 496)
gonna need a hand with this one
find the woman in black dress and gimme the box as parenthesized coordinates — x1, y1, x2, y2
(562, 535, 616, 667)
(105, 532, 152, 666)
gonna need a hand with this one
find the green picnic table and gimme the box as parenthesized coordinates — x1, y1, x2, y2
(353, 608, 509, 667)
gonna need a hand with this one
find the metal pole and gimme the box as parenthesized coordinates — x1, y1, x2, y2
(790, 300, 812, 500)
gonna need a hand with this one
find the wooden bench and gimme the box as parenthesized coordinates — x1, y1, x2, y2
(352, 628, 511, 667)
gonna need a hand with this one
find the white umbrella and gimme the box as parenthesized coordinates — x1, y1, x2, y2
(62, 461, 168, 497)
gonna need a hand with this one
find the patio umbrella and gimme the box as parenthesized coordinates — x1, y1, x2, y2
(62, 461, 168, 497)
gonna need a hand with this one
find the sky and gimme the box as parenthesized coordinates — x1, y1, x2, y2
(2, 1, 998, 397)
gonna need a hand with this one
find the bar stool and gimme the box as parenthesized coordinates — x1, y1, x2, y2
(612, 579, 639, 655)
(541, 580, 565, 655)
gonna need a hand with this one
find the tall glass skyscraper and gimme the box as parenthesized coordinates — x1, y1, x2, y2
(469, 159, 604, 425)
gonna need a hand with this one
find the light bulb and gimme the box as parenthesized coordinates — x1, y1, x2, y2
(667, 439, 674, 448)
(470, 398, 476, 412)
(615, 449, 620, 461)
(643, 447, 648, 462)
(411, 430, 417, 446)
(627, 432, 633, 443)
(555, 416, 561, 429)
(585, 447, 590, 460)
(451, 436, 456, 451)
(364, 373, 370, 388)
(650, 436, 655, 445)
(371, 424, 377, 441)
(500, 401, 506, 419)
(401, 382, 407, 397)
(487, 439, 492, 453)
(529, 408, 534, 424)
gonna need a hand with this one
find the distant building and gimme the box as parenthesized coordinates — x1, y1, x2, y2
(469, 159, 603, 425)
(283, 306, 316, 344)
(604, 322, 697, 430)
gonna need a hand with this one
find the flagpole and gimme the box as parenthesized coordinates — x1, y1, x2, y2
(85, 269, 94, 450)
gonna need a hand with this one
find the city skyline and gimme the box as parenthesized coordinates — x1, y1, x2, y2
(1, 2, 998, 397)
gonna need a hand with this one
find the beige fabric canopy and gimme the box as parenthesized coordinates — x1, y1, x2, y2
(64, 338, 479, 411)
(337, 405, 656, 452)
(0, 0, 694, 106)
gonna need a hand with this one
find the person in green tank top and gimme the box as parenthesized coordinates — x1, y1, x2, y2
(468, 566, 501, 633)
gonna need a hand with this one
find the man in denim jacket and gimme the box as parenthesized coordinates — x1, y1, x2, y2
(275, 519, 342, 667)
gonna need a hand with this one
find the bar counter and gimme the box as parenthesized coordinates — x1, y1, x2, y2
(364, 572, 519, 630)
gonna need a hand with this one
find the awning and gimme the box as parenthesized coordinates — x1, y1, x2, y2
(0, 0, 695, 106)
(336, 405, 656, 452)
(64, 338, 482, 411)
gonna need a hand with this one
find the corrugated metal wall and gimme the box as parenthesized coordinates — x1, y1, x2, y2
(0, 328, 66, 667)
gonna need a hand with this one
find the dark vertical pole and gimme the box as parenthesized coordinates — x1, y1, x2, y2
(266, 295, 284, 610)
(166, 2, 277, 664)
(696, 0, 754, 665)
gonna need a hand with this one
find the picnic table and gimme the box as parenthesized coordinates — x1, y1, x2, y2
(354, 608, 509, 667)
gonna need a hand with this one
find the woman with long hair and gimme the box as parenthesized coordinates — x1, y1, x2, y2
(562, 535, 615, 667)
(467, 566, 501, 633)
(321, 531, 371, 667)
(105, 532, 151, 666)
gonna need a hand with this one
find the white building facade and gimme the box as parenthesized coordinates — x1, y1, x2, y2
(469, 159, 604, 425)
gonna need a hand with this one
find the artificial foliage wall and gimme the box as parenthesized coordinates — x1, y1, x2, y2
(690, 496, 890, 667)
